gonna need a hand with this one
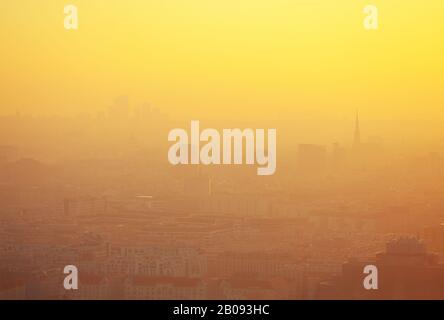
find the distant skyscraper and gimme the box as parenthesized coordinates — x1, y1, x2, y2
(135, 102, 152, 119)
(108, 95, 130, 119)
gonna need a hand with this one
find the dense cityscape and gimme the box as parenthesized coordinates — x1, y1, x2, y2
(2, 98, 444, 299)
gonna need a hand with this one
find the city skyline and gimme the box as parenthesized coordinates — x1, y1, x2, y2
(2, 1, 444, 147)
(2, 0, 444, 302)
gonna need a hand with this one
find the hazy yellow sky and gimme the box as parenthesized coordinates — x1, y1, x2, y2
(1, 1, 444, 144)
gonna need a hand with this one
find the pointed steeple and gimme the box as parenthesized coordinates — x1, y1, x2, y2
(353, 110, 361, 149)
